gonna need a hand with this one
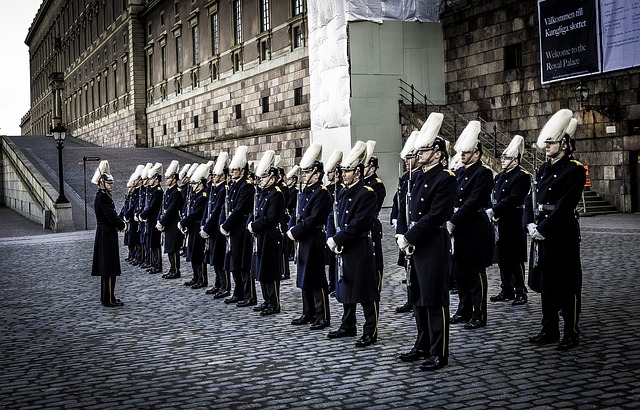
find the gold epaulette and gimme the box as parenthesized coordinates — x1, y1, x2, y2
(483, 164, 493, 171)
(444, 169, 455, 176)
(364, 186, 374, 192)
(157, 186, 162, 191)
(321, 184, 327, 190)
(202, 191, 207, 198)
(177, 187, 182, 192)
(570, 159, 584, 167)
(376, 178, 382, 183)
(275, 186, 281, 193)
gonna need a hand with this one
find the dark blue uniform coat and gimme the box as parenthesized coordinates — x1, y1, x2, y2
(92, 189, 126, 277)
(492, 165, 530, 264)
(450, 160, 494, 275)
(332, 180, 379, 304)
(523, 155, 585, 293)
(202, 182, 227, 269)
(250, 184, 285, 281)
(180, 189, 207, 263)
(289, 181, 332, 289)
(159, 184, 184, 254)
(221, 177, 255, 272)
(402, 164, 456, 307)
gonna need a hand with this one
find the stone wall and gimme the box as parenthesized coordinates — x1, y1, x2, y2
(441, 0, 640, 212)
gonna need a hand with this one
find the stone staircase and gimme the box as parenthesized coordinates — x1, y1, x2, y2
(578, 189, 618, 216)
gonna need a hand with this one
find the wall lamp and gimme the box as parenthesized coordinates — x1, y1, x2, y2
(574, 82, 623, 122)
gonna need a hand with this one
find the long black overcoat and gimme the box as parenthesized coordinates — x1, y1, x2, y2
(92, 189, 126, 277)
(220, 177, 254, 272)
(523, 155, 585, 293)
(159, 184, 184, 254)
(332, 180, 379, 304)
(403, 164, 456, 307)
(492, 166, 530, 264)
(250, 184, 285, 281)
(180, 189, 207, 263)
(290, 181, 332, 289)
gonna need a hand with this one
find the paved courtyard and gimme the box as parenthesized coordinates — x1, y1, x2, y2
(1, 209, 639, 409)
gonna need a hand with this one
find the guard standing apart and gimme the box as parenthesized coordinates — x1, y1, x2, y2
(179, 163, 210, 289)
(396, 113, 456, 371)
(157, 160, 184, 280)
(249, 150, 286, 315)
(140, 163, 164, 274)
(326, 141, 380, 347)
(220, 146, 256, 307)
(524, 109, 585, 351)
(91, 160, 126, 307)
(391, 130, 420, 314)
(448, 121, 494, 330)
(324, 150, 344, 295)
(288, 143, 333, 330)
(201, 153, 231, 298)
(363, 140, 387, 284)
(487, 135, 531, 305)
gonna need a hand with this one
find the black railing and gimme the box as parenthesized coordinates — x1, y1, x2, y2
(399, 79, 538, 174)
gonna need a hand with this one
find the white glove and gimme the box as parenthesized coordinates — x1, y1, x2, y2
(395, 234, 411, 252)
(485, 208, 495, 220)
(286, 229, 295, 241)
(326, 237, 337, 253)
(391, 219, 398, 229)
(155, 221, 164, 231)
(220, 226, 230, 236)
(247, 223, 254, 234)
(526, 223, 537, 237)
(531, 228, 545, 241)
(446, 221, 455, 235)
(123, 216, 129, 223)
(177, 221, 187, 234)
(134, 214, 139, 222)
(141, 217, 148, 223)
(200, 228, 209, 239)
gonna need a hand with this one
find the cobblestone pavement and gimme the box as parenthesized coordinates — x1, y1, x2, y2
(1, 208, 639, 409)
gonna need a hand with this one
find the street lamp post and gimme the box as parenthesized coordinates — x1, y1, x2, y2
(51, 124, 69, 204)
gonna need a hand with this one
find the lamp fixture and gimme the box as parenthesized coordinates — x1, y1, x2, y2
(574, 81, 623, 122)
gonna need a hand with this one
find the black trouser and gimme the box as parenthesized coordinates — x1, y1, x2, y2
(498, 260, 526, 296)
(241, 269, 256, 301)
(100, 276, 117, 304)
(541, 291, 580, 339)
(150, 247, 162, 271)
(415, 305, 450, 358)
(455, 269, 487, 323)
(301, 288, 330, 322)
(340, 301, 378, 337)
(260, 280, 280, 309)
(191, 260, 207, 285)
(231, 270, 244, 298)
(327, 252, 336, 292)
(168, 251, 180, 274)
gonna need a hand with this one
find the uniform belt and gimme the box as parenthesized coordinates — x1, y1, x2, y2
(453, 207, 485, 213)
(538, 204, 555, 211)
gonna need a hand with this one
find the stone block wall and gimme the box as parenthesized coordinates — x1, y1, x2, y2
(441, 0, 640, 212)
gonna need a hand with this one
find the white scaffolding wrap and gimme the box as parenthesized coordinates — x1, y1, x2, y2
(309, 0, 351, 130)
(347, 0, 443, 23)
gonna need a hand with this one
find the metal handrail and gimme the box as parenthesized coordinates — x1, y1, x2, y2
(399, 79, 539, 174)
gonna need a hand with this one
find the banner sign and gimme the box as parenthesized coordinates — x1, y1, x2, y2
(601, 0, 640, 72)
(539, 0, 601, 84)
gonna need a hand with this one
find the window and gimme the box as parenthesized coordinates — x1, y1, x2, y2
(210, 13, 219, 55)
(147, 22, 152, 38)
(191, 25, 199, 65)
(213, 110, 219, 124)
(160, 12, 165, 26)
(292, 0, 303, 16)
(292, 25, 303, 49)
(235, 104, 242, 119)
(260, 0, 270, 32)
(178, 119, 182, 131)
(147, 52, 154, 83)
(294, 87, 303, 105)
(504, 43, 522, 71)
(295, 147, 303, 157)
(175, 36, 182, 72)
(233, 0, 242, 45)
(260, 38, 270, 62)
(232, 51, 242, 72)
(163, 124, 167, 135)
(262, 96, 269, 113)
(174, 1, 179, 17)
(194, 115, 199, 128)
(161, 45, 167, 79)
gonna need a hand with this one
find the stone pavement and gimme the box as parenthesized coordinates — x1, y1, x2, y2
(1, 208, 639, 409)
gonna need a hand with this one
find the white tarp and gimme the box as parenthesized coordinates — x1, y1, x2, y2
(309, 0, 351, 130)
(346, 0, 443, 23)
